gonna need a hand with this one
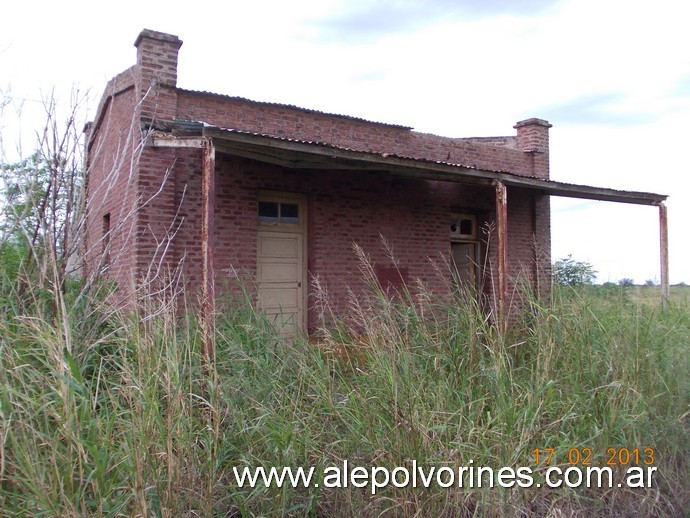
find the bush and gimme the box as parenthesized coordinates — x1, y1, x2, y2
(553, 255, 597, 286)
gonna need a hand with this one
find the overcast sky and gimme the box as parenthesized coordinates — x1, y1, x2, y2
(1, 0, 688, 283)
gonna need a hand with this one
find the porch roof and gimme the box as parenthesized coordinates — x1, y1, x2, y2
(152, 121, 668, 206)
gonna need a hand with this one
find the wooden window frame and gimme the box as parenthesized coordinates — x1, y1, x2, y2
(257, 191, 307, 233)
(450, 213, 477, 242)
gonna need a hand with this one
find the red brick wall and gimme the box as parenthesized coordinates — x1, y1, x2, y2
(166, 154, 546, 330)
(135, 146, 180, 285)
(176, 91, 548, 179)
(85, 29, 185, 304)
(506, 187, 551, 307)
(84, 86, 141, 304)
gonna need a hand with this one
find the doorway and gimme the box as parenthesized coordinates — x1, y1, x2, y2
(256, 193, 307, 337)
(450, 213, 479, 292)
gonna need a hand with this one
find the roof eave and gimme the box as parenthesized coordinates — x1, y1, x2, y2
(153, 123, 667, 207)
(498, 175, 667, 206)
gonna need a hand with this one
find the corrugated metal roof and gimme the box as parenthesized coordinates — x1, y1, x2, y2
(201, 124, 514, 174)
(160, 120, 667, 206)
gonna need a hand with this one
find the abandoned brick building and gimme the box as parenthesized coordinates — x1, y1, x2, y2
(83, 29, 668, 335)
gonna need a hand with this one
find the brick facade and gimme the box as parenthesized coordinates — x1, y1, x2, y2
(84, 29, 553, 326)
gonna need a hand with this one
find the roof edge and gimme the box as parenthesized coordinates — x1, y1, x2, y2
(195, 125, 667, 206)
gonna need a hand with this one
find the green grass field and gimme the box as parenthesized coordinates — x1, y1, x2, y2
(1, 277, 688, 516)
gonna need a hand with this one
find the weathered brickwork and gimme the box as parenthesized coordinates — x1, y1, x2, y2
(84, 84, 141, 304)
(176, 90, 549, 179)
(85, 29, 553, 324)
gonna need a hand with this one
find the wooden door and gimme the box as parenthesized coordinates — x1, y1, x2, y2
(256, 194, 306, 337)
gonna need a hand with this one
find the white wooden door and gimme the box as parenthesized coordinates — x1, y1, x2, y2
(257, 230, 304, 337)
(256, 194, 306, 337)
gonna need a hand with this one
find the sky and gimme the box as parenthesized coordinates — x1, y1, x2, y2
(1, 0, 688, 284)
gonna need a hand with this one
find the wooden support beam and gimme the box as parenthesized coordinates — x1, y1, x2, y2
(659, 203, 669, 309)
(201, 138, 216, 368)
(151, 135, 207, 148)
(151, 132, 217, 367)
(494, 180, 508, 332)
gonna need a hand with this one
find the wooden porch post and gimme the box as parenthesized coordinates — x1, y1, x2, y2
(150, 134, 217, 366)
(494, 180, 508, 332)
(659, 203, 669, 309)
(201, 138, 216, 367)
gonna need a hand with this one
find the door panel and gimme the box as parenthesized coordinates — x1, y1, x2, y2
(258, 263, 299, 282)
(452, 241, 478, 290)
(258, 235, 300, 257)
(257, 231, 304, 337)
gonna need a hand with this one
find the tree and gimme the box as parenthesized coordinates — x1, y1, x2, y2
(1, 92, 85, 296)
(1, 152, 74, 247)
(553, 255, 597, 286)
(618, 278, 635, 287)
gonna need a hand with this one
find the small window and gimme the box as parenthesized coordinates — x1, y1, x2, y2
(103, 213, 111, 238)
(102, 213, 111, 250)
(258, 201, 279, 222)
(280, 203, 299, 224)
(102, 213, 111, 269)
(258, 200, 300, 225)
(450, 213, 476, 240)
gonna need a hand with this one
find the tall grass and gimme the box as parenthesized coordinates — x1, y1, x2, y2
(1, 260, 688, 516)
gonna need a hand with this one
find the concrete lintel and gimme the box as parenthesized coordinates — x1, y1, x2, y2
(151, 135, 207, 148)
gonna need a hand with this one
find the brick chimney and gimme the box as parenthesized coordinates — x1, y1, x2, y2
(134, 29, 182, 87)
(134, 29, 183, 123)
(514, 118, 552, 179)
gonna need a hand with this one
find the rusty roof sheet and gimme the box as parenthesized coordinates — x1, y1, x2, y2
(188, 122, 508, 170)
(159, 120, 668, 206)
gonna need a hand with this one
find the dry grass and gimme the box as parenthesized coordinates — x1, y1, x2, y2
(3, 251, 688, 516)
